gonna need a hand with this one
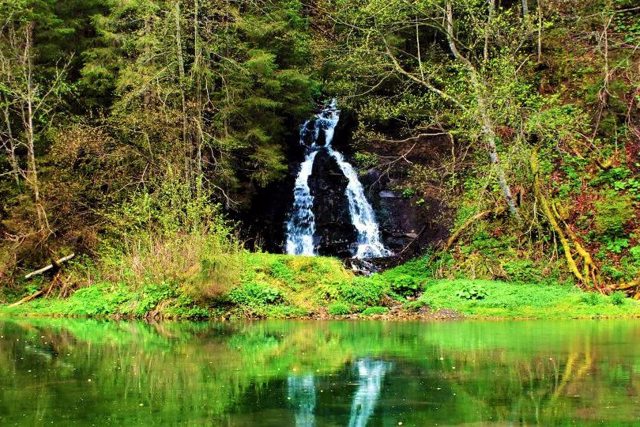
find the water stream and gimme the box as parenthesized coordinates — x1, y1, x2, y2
(285, 100, 390, 258)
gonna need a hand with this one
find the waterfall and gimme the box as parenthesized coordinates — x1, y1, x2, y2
(285, 129, 318, 256)
(287, 374, 316, 427)
(285, 100, 391, 258)
(347, 359, 391, 427)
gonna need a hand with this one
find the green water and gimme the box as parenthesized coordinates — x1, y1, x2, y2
(1, 319, 640, 426)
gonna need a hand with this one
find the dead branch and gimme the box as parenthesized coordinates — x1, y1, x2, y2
(24, 253, 75, 279)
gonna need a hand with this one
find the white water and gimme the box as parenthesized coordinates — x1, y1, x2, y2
(347, 359, 391, 427)
(285, 99, 390, 258)
(285, 145, 318, 256)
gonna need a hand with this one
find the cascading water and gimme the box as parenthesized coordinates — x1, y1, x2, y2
(285, 100, 391, 259)
(285, 122, 318, 256)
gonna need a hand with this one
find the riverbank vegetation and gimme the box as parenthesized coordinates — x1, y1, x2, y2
(1, 0, 639, 317)
(4, 252, 640, 319)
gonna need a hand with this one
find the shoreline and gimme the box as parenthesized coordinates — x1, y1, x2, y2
(4, 302, 640, 322)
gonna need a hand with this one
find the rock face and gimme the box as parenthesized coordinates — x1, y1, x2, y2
(308, 150, 357, 258)
(242, 107, 452, 262)
(362, 168, 449, 260)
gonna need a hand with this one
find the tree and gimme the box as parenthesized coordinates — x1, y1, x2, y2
(325, 0, 531, 217)
(0, 2, 72, 241)
(82, 0, 319, 206)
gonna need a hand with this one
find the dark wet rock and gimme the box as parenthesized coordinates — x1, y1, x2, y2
(309, 150, 357, 257)
(346, 258, 381, 276)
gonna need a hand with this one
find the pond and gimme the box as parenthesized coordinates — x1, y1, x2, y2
(1, 319, 639, 426)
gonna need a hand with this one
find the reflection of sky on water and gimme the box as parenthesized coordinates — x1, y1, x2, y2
(287, 359, 391, 427)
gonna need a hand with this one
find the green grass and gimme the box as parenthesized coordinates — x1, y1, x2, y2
(418, 279, 640, 319)
(3, 253, 640, 320)
(0, 282, 211, 319)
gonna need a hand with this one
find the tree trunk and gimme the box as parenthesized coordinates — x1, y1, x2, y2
(445, 2, 519, 217)
(175, 1, 190, 181)
(1, 95, 21, 185)
(521, 0, 529, 17)
(22, 24, 49, 233)
(484, 0, 495, 62)
(193, 0, 204, 194)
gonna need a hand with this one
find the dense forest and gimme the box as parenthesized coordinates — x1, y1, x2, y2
(1, 0, 639, 315)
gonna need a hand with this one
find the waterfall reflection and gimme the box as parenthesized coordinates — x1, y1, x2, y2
(348, 359, 392, 427)
(287, 374, 316, 427)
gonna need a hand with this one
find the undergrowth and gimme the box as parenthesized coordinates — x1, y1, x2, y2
(5, 251, 640, 320)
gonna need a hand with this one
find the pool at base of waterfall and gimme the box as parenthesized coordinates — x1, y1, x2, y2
(2, 318, 640, 426)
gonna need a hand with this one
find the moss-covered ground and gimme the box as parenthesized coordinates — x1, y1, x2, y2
(3, 253, 640, 320)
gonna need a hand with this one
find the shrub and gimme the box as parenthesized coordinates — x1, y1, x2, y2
(193, 253, 243, 299)
(361, 306, 389, 316)
(338, 277, 386, 306)
(328, 302, 352, 316)
(404, 300, 429, 312)
(270, 260, 295, 286)
(135, 283, 178, 316)
(229, 282, 283, 307)
(456, 284, 488, 300)
(580, 292, 603, 306)
(603, 237, 630, 254)
(389, 274, 423, 298)
(611, 291, 626, 306)
(94, 178, 243, 301)
(502, 259, 542, 283)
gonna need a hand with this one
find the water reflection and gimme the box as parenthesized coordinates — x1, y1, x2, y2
(287, 374, 316, 427)
(348, 359, 391, 427)
(1, 319, 640, 425)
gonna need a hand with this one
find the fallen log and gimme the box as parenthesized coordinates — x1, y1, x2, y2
(8, 290, 45, 307)
(24, 253, 75, 280)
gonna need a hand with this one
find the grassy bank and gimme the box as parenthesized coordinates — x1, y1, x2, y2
(3, 253, 640, 320)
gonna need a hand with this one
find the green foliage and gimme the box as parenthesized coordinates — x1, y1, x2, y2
(353, 152, 378, 169)
(229, 282, 284, 307)
(404, 299, 429, 312)
(456, 284, 488, 301)
(401, 188, 416, 198)
(594, 192, 634, 237)
(388, 274, 423, 298)
(502, 260, 542, 283)
(611, 291, 626, 306)
(592, 167, 640, 200)
(580, 292, 604, 307)
(338, 277, 386, 307)
(417, 279, 640, 318)
(269, 260, 296, 287)
(361, 306, 389, 316)
(328, 302, 352, 316)
(3, 0, 640, 317)
(603, 237, 630, 255)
